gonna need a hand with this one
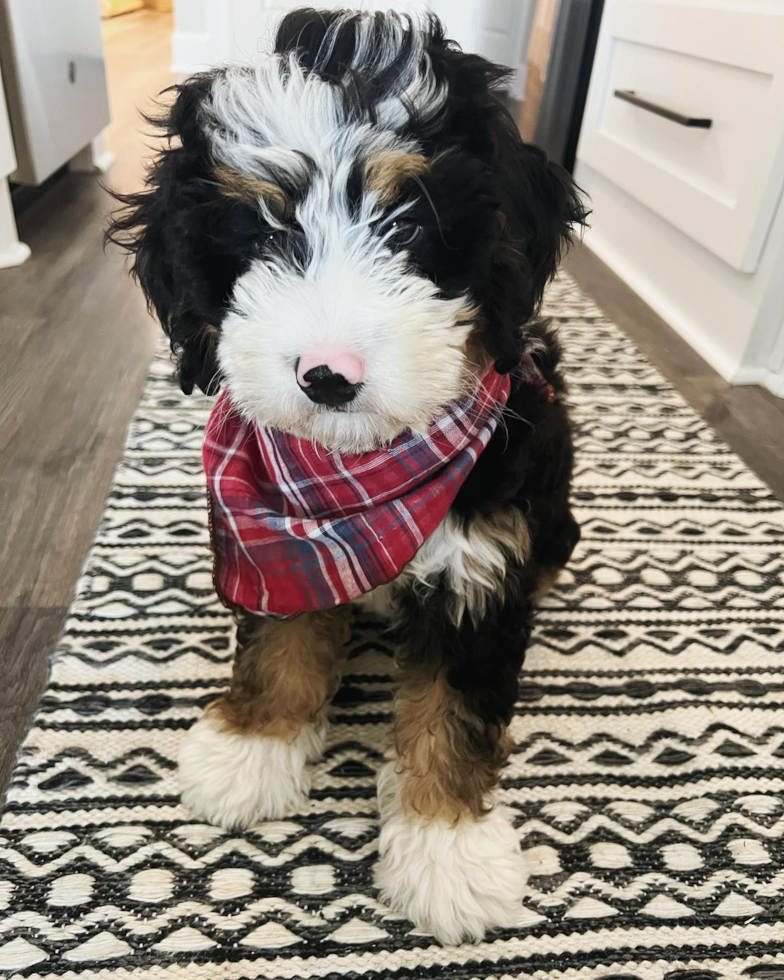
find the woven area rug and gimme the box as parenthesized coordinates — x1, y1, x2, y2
(2, 274, 784, 980)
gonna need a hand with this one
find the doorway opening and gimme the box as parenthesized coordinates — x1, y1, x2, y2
(101, 0, 174, 195)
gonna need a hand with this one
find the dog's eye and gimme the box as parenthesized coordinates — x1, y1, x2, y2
(388, 221, 422, 248)
(255, 230, 281, 254)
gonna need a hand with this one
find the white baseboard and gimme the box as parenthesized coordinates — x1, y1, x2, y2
(731, 366, 765, 385)
(764, 370, 784, 397)
(583, 230, 745, 384)
(734, 365, 784, 397)
(91, 150, 116, 174)
(585, 231, 784, 400)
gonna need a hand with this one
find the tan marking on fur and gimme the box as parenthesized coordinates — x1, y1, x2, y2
(211, 609, 350, 741)
(365, 150, 429, 206)
(393, 669, 513, 822)
(463, 330, 492, 377)
(212, 166, 289, 216)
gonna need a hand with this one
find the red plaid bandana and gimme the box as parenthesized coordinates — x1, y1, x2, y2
(203, 365, 511, 616)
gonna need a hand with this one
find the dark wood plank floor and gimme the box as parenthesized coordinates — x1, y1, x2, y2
(0, 11, 171, 793)
(1, 17, 782, 796)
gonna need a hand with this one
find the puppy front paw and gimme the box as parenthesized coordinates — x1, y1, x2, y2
(374, 766, 527, 944)
(178, 706, 323, 830)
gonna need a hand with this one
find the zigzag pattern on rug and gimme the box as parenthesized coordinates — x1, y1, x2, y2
(1, 276, 783, 979)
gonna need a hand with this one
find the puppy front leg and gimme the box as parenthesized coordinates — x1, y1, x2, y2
(178, 608, 349, 829)
(375, 589, 532, 944)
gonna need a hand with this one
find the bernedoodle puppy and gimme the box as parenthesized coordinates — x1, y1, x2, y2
(108, 7, 587, 944)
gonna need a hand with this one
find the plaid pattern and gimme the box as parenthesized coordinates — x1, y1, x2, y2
(204, 366, 511, 616)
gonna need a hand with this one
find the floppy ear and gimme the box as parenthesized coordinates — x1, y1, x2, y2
(106, 73, 225, 395)
(423, 36, 588, 371)
(493, 111, 589, 314)
(483, 115, 589, 371)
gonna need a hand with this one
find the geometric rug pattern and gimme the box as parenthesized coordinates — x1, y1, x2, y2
(2, 275, 783, 978)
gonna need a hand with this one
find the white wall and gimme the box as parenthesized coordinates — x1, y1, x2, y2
(174, 1, 445, 73)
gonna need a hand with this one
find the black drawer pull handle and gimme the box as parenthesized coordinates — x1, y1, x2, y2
(614, 89, 712, 128)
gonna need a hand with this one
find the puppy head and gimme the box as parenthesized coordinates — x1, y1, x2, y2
(108, 8, 587, 451)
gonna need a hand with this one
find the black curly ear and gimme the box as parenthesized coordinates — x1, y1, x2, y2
(482, 111, 588, 371)
(422, 36, 588, 372)
(105, 73, 223, 395)
(489, 129, 588, 369)
(499, 118, 589, 311)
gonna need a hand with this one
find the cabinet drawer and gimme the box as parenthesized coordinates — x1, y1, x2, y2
(577, 1, 784, 273)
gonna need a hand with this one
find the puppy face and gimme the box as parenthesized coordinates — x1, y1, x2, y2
(109, 10, 585, 451)
(211, 65, 486, 450)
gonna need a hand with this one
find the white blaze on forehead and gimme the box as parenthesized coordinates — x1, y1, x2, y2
(205, 58, 424, 234)
(203, 11, 448, 187)
(201, 13, 450, 255)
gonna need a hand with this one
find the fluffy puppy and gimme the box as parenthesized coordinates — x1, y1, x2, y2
(108, 7, 586, 945)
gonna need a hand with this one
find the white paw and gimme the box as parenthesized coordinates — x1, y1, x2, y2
(374, 763, 527, 944)
(178, 708, 323, 830)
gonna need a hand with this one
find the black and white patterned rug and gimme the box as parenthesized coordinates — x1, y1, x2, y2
(2, 275, 784, 979)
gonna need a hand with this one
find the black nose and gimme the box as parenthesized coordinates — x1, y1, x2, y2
(297, 363, 360, 407)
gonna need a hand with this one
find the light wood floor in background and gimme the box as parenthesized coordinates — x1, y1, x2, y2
(1, 13, 783, 793)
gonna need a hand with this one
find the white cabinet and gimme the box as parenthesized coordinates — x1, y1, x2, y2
(575, 0, 784, 394)
(0, 64, 30, 268)
(0, 0, 111, 185)
(0, 67, 16, 181)
(578, 0, 784, 273)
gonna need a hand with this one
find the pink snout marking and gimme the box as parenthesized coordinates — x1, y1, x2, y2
(297, 349, 366, 386)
